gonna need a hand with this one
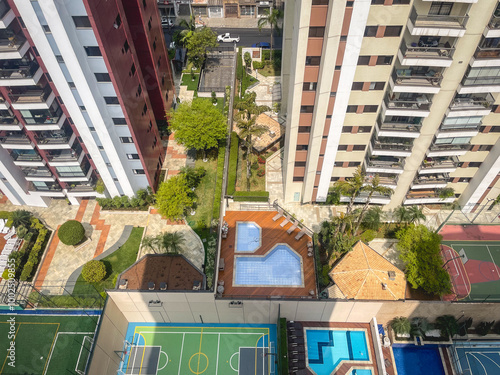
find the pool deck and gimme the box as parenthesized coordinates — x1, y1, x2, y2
(218, 211, 316, 298)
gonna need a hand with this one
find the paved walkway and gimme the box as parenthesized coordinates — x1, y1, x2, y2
(247, 70, 280, 109)
(163, 132, 188, 180)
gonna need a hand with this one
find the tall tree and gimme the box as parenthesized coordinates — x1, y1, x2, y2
(354, 175, 393, 234)
(141, 235, 162, 254)
(407, 205, 426, 225)
(10, 210, 31, 229)
(361, 206, 384, 231)
(168, 98, 227, 158)
(185, 27, 218, 70)
(257, 8, 283, 57)
(234, 92, 269, 120)
(393, 205, 410, 225)
(155, 175, 195, 220)
(162, 232, 185, 253)
(333, 166, 365, 232)
(236, 116, 267, 188)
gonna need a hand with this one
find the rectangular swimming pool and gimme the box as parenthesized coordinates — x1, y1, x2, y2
(393, 344, 445, 375)
(306, 329, 370, 375)
(235, 221, 261, 252)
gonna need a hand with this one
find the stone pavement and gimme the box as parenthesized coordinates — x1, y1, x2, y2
(163, 132, 188, 180)
(178, 84, 195, 103)
(247, 69, 280, 109)
(199, 16, 268, 29)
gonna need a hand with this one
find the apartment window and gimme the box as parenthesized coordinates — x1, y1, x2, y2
(342, 126, 353, 133)
(133, 169, 145, 174)
(293, 177, 304, 182)
(346, 105, 357, 113)
(295, 161, 307, 167)
(376, 56, 393, 65)
(137, 85, 142, 97)
(142, 104, 148, 116)
(42, 25, 51, 33)
(338, 145, 348, 151)
(392, 0, 411, 3)
(326, 115, 332, 118)
(346, 1, 354, 6)
(298, 126, 311, 133)
(130, 63, 136, 76)
(364, 105, 378, 113)
(72, 16, 91, 29)
(478, 145, 493, 151)
(84, 46, 101, 56)
(458, 177, 471, 183)
(370, 82, 385, 90)
(114, 14, 122, 28)
(309, 27, 325, 37)
(98, 146, 104, 150)
(89, 127, 95, 132)
(357, 56, 370, 65)
(340, 36, 347, 41)
(305, 56, 321, 66)
(55, 55, 64, 63)
(353, 145, 366, 151)
(429, 2, 453, 16)
(352, 82, 363, 90)
(122, 40, 129, 54)
(148, 121, 153, 132)
(68, 82, 76, 88)
(359, 126, 372, 133)
(104, 97, 119, 105)
(348, 162, 360, 167)
(143, 0, 147, 8)
(148, 20, 152, 31)
(333, 162, 343, 167)
(312, 0, 328, 4)
(300, 106, 314, 113)
(95, 73, 111, 82)
(384, 26, 403, 37)
(364, 26, 377, 37)
(468, 162, 482, 167)
(371, 0, 385, 4)
(113, 118, 127, 125)
(330, 92, 336, 97)
(296, 145, 309, 150)
(153, 41, 157, 51)
(79, 105, 86, 111)
(127, 154, 140, 160)
(303, 82, 317, 91)
(120, 137, 134, 143)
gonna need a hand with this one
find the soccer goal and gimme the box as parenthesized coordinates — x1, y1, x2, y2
(75, 335, 94, 375)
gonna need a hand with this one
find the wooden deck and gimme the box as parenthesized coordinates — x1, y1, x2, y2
(218, 211, 317, 298)
(299, 322, 380, 375)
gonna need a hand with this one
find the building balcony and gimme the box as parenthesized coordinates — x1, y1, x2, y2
(0, 61, 42, 86)
(436, 124, 479, 138)
(21, 167, 55, 182)
(484, 16, 500, 38)
(470, 46, 500, 67)
(365, 156, 405, 174)
(46, 147, 84, 166)
(458, 76, 500, 94)
(412, 173, 450, 189)
(27, 182, 64, 197)
(420, 156, 459, 174)
(377, 121, 422, 138)
(447, 94, 494, 117)
(36, 132, 75, 150)
(428, 143, 470, 157)
(366, 174, 399, 189)
(390, 69, 442, 94)
(383, 95, 431, 117)
(11, 150, 44, 167)
(0, 133, 33, 149)
(58, 165, 93, 182)
(0, 3, 14, 29)
(10, 88, 55, 110)
(0, 116, 20, 131)
(0, 34, 29, 59)
(24, 112, 66, 131)
(404, 190, 455, 204)
(407, 9, 468, 38)
(372, 139, 413, 157)
(422, 0, 478, 3)
(398, 42, 454, 68)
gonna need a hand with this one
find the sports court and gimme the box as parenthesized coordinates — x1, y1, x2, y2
(0, 313, 98, 375)
(453, 341, 500, 375)
(119, 323, 277, 375)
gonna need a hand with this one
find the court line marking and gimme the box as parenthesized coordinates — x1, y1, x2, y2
(444, 247, 471, 298)
(0, 322, 22, 374)
(197, 327, 204, 374)
(178, 333, 185, 375)
(158, 351, 168, 371)
(215, 333, 220, 375)
(469, 353, 488, 375)
(476, 352, 500, 370)
(138, 332, 147, 375)
(486, 245, 500, 279)
(42, 323, 60, 375)
(75, 335, 93, 374)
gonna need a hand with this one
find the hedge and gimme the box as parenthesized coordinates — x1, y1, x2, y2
(20, 227, 49, 281)
(233, 191, 269, 202)
(58, 220, 85, 246)
(212, 145, 226, 220)
(252, 61, 266, 70)
(227, 132, 239, 195)
(0, 211, 11, 220)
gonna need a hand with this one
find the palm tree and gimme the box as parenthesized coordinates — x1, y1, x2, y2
(10, 210, 31, 229)
(354, 175, 393, 234)
(435, 315, 459, 338)
(257, 8, 283, 58)
(234, 92, 269, 119)
(390, 316, 411, 336)
(393, 205, 410, 225)
(411, 317, 431, 337)
(236, 116, 267, 188)
(162, 232, 185, 254)
(407, 206, 426, 225)
(362, 206, 384, 231)
(141, 234, 162, 254)
(333, 167, 365, 216)
(178, 15, 197, 45)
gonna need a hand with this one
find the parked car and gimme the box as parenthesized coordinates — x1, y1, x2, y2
(161, 16, 174, 28)
(217, 33, 240, 43)
(251, 42, 270, 49)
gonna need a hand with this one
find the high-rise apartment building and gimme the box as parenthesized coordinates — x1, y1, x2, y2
(0, 0, 174, 206)
(282, 0, 500, 211)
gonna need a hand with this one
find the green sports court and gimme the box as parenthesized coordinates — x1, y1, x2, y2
(0, 313, 98, 375)
(119, 323, 277, 375)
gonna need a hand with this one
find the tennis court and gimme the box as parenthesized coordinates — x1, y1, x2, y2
(442, 241, 500, 302)
(453, 342, 500, 375)
(0, 313, 98, 375)
(119, 323, 277, 375)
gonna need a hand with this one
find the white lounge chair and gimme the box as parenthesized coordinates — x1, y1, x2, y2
(280, 218, 290, 227)
(295, 230, 306, 240)
(272, 210, 283, 221)
(287, 221, 299, 234)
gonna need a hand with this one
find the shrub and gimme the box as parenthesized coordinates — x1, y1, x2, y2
(271, 146, 278, 152)
(257, 169, 266, 177)
(391, 316, 411, 335)
(233, 191, 269, 202)
(95, 178, 105, 194)
(0, 211, 11, 220)
(227, 132, 239, 195)
(81, 260, 107, 283)
(16, 225, 28, 239)
(476, 321, 495, 336)
(10, 210, 32, 228)
(252, 61, 266, 70)
(20, 262, 34, 281)
(58, 220, 86, 246)
(258, 156, 266, 164)
(493, 321, 500, 335)
(251, 162, 259, 171)
(360, 230, 377, 243)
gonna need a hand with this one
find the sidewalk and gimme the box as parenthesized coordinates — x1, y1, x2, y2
(199, 17, 269, 29)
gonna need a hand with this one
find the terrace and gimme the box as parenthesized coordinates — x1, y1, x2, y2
(218, 210, 316, 299)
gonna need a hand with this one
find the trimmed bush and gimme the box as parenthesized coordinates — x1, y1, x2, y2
(58, 220, 85, 246)
(81, 260, 107, 283)
(233, 191, 269, 202)
(227, 132, 239, 195)
(360, 230, 377, 243)
(0, 211, 11, 220)
(252, 61, 266, 70)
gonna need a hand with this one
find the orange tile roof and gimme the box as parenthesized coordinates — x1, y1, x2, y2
(329, 241, 406, 301)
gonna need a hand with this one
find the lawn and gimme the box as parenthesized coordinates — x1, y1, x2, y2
(180, 73, 200, 91)
(234, 146, 279, 192)
(198, 97, 224, 113)
(72, 227, 144, 296)
(258, 65, 281, 77)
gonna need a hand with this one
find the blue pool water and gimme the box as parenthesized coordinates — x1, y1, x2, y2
(352, 370, 372, 375)
(234, 245, 302, 286)
(393, 345, 445, 375)
(236, 222, 261, 252)
(306, 329, 370, 375)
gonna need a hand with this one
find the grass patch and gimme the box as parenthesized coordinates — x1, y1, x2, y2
(258, 65, 281, 77)
(180, 73, 200, 90)
(227, 132, 239, 195)
(235, 148, 266, 192)
(213, 144, 225, 220)
(233, 191, 269, 202)
(198, 97, 224, 113)
(72, 227, 144, 296)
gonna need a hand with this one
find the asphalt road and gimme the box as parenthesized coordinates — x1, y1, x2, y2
(163, 27, 282, 49)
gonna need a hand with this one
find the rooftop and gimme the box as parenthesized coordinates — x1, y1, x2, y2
(116, 254, 205, 291)
(329, 241, 406, 301)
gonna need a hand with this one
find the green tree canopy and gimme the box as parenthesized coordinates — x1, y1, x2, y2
(168, 98, 227, 151)
(155, 175, 195, 220)
(396, 225, 451, 296)
(185, 27, 217, 70)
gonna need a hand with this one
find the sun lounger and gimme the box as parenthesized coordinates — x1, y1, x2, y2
(280, 218, 290, 227)
(287, 221, 299, 234)
(272, 210, 283, 221)
(295, 230, 305, 240)
(219, 258, 225, 271)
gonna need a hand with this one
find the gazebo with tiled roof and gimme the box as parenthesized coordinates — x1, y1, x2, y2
(329, 241, 406, 300)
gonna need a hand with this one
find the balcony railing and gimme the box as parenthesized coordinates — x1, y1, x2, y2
(0, 134, 30, 144)
(406, 190, 442, 199)
(413, 173, 450, 185)
(28, 182, 62, 192)
(37, 135, 71, 145)
(11, 152, 41, 162)
(373, 140, 413, 151)
(0, 61, 39, 80)
(449, 94, 494, 110)
(21, 167, 52, 178)
(10, 87, 51, 104)
(0, 34, 26, 53)
(67, 184, 95, 192)
(401, 43, 455, 60)
(393, 70, 443, 87)
(0, 116, 18, 125)
(489, 16, 500, 29)
(46, 149, 80, 162)
(439, 124, 480, 133)
(379, 122, 422, 132)
(429, 143, 470, 151)
(366, 156, 405, 169)
(385, 96, 431, 111)
(421, 156, 459, 170)
(462, 76, 500, 86)
(410, 8, 469, 30)
(474, 46, 500, 60)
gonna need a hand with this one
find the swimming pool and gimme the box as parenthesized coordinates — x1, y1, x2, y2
(233, 244, 303, 286)
(393, 344, 445, 375)
(306, 329, 370, 375)
(236, 221, 261, 252)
